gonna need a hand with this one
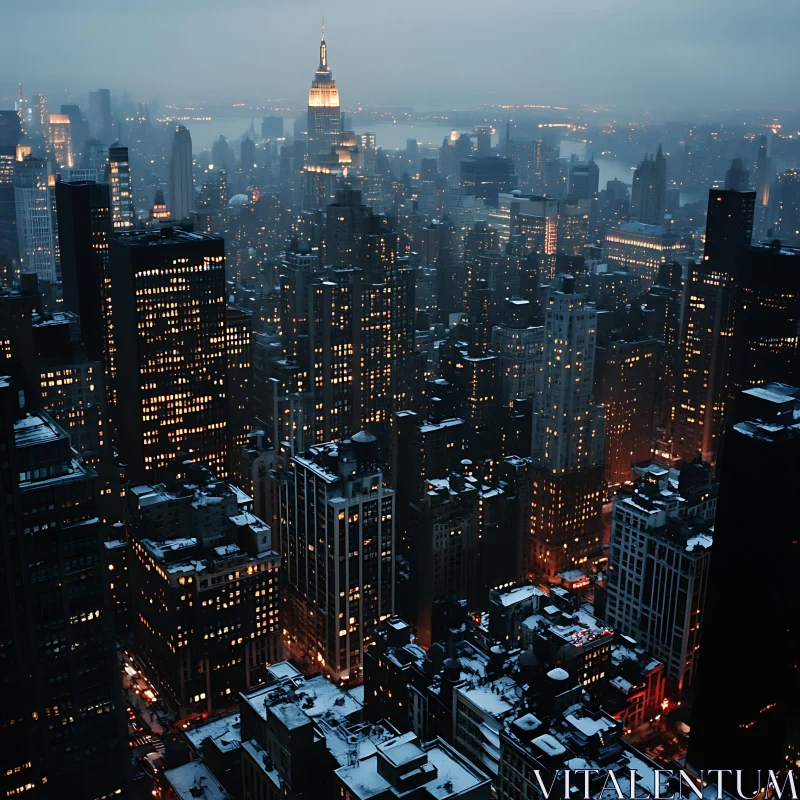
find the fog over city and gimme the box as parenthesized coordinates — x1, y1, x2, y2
(2, 0, 799, 110)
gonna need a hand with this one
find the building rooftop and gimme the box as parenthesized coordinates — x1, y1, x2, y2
(185, 713, 242, 755)
(14, 413, 65, 447)
(162, 761, 230, 800)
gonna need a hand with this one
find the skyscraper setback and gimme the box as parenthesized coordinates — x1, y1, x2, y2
(630, 145, 667, 226)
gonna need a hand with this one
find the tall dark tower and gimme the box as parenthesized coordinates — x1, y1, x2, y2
(0, 378, 128, 800)
(689, 383, 800, 787)
(673, 189, 755, 463)
(109, 228, 228, 480)
(306, 23, 341, 163)
(55, 180, 113, 364)
(630, 145, 667, 226)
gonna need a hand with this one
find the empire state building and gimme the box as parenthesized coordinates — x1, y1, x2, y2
(307, 25, 341, 161)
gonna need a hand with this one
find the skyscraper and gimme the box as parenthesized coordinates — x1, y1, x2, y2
(776, 168, 800, 245)
(0, 380, 128, 800)
(567, 158, 599, 197)
(307, 25, 341, 162)
(0, 110, 21, 263)
(606, 463, 714, 695)
(630, 145, 666, 226)
(529, 276, 605, 579)
(55, 180, 113, 364)
(594, 335, 658, 486)
(47, 114, 73, 169)
(169, 125, 194, 222)
(673, 189, 756, 463)
(109, 228, 227, 480)
(107, 142, 134, 229)
(272, 433, 395, 683)
(689, 383, 800, 783)
(13, 156, 57, 283)
(88, 88, 112, 144)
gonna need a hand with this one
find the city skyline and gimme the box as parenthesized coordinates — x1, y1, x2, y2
(2, 0, 800, 112)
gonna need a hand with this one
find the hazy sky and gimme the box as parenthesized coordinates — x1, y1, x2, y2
(2, 0, 798, 112)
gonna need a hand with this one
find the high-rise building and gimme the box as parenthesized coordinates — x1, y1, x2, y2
(261, 115, 283, 140)
(226, 305, 253, 474)
(169, 125, 194, 222)
(307, 25, 341, 162)
(272, 434, 395, 683)
(567, 158, 599, 198)
(55, 180, 112, 364)
(529, 276, 605, 579)
(776, 168, 800, 245)
(595, 336, 658, 486)
(673, 189, 755, 463)
(724, 157, 750, 192)
(460, 155, 517, 206)
(59, 104, 89, 163)
(125, 464, 280, 717)
(47, 114, 73, 169)
(109, 228, 227, 480)
(630, 145, 666, 226)
(107, 142, 134, 229)
(14, 156, 57, 283)
(606, 463, 715, 695)
(726, 241, 800, 414)
(0, 110, 22, 263)
(689, 383, 800, 782)
(88, 88, 113, 144)
(0, 381, 128, 800)
(604, 222, 684, 288)
(493, 307, 544, 405)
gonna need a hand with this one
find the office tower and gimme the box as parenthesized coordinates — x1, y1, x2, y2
(606, 463, 714, 695)
(460, 155, 516, 206)
(0, 110, 21, 262)
(107, 142, 134, 229)
(474, 125, 492, 157)
(59, 104, 89, 163)
(55, 180, 112, 363)
(125, 464, 280, 716)
(673, 189, 755, 463)
(689, 384, 800, 782)
(313, 189, 414, 441)
(226, 305, 253, 474)
(529, 276, 605, 580)
(88, 88, 112, 144)
(33, 93, 48, 136)
(273, 434, 395, 682)
(261, 115, 283, 140)
(82, 138, 109, 177)
(630, 145, 666, 226)
(752, 134, 772, 237)
(307, 25, 341, 162)
(594, 336, 658, 486)
(390, 411, 465, 554)
(109, 228, 227, 480)
(604, 222, 684, 288)
(776, 168, 800, 245)
(726, 241, 800, 410)
(724, 157, 750, 191)
(493, 302, 544, 404)
(169, 125, 193, 222)
(14, 156, 57, 283)
(557, 195, 592, 257)
(241, 135, 256, 176)
(0, 381, 128, 800)
(148, 186, 170, 224)
(47, 114, 73, 169)
(567, 158, 599, 197)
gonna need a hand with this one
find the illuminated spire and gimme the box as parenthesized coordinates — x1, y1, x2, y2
(319, 19, 327, 69)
